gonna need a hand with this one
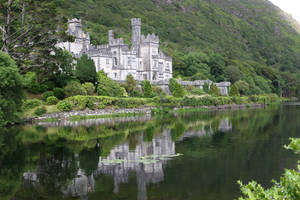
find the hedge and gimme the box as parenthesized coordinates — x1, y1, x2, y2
(55, 94, 281, 112)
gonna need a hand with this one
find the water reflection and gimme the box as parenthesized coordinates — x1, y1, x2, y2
(1, 106, 300, 200)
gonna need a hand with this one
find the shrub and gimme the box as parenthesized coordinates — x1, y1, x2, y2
(82, 82, 95, 95)
(0, 52, 24, 126)
(28, 83, 41, 94)
(44, 81, 56, 90)
(34, 107, 46, 116)
(53, 88, 65, 100)
(64, 81, 87, 97)
(97, 70, 127, 97)
(235, 80, 249, 95)
(57, 101, 72, 112)
(153, 86, 166, 97)
(142, 80, 153, 98)
(190, 87, 205, 96)
(22, 99, 42, 111)
(46, 96, 59, 105)
(42, 91, 54, 101)
(209, 83, 221, 96)
(229, 84, 240, 97)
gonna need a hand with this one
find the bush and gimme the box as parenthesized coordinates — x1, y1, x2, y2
(42, 91, 54, 101)
(44, 81, 56, 90)
(57, 101, 72, 112)
(189, 87, 205, 96)
(97, 70, 127, 97)
(53, 88, 65, 100)
(153, 86, 166, 97)
(34, 107, 46, 116)
(46, 96, 59, 105)
(82, 82, 95, 95)
(123, 74, 140, 97)
(0, 52, 24, 126)
(64, 81, 87, 97)
(22, 99, 42, 111)
(28, 83, 41, 94)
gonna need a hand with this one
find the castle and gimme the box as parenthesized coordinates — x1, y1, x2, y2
(57, 18, 173, 82)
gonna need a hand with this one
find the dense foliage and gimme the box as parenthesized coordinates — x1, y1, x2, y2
(0, 52, 24, 126)
(97, 70, 127, 97)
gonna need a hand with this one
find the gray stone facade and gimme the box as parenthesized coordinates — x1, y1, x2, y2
(57, 18, 173, 82)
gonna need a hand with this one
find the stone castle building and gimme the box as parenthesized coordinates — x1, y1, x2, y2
(57, 18, 173, 82)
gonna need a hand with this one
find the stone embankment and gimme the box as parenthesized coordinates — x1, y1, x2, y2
(28, 103, 264, 127)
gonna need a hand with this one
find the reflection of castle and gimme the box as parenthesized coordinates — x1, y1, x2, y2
(23, 118, 232, 200)
(64, 129, 174, 200)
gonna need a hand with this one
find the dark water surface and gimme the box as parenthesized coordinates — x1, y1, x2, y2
(1, 104, 300, 200)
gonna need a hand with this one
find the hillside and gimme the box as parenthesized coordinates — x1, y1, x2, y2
(57, 0, 300, 96)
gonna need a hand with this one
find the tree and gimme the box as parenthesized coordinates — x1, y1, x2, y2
(0, 52, 24, 126)
(229, 84, 240, 97)
(209, 54, 226, 82)
(203, 82, 209, 93)
(225, 65, 243, 83)
(142, 80, 153, 98)
(124, 74, 140, 97)
(209, 83, 221, 96)
(97, 70, 127, 97)
(0, 0, 68, 72)
(75, 54, 97, 84)
(168, 78, 185, 97)
(183, 52, 210, 77)
(234, 80, 249, 95)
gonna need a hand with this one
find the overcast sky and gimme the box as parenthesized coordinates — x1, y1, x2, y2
(269, 0, 300, 22)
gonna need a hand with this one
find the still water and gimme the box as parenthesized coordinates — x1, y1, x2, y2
(1, 104, 300, 200)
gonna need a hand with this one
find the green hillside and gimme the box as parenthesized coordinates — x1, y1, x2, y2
(56, 0, 300, 96)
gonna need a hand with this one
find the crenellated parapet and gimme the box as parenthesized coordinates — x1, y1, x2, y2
(141, 33, 159, 44)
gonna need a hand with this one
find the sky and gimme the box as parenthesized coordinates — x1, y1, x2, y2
(269, 0, 300, 22)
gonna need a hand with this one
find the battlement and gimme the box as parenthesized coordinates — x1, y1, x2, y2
(131, 18, 141, 26)
(68, 18, 82, 25)
(141, 33, 159, 44)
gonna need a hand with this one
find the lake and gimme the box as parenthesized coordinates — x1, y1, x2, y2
(1, 104, 299, 200)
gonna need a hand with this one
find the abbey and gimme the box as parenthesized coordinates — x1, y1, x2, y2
(57, 18, 173, 82)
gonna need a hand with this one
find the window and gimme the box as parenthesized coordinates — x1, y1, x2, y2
(128, 57, 131, 67)
(106, 59, 109, 64)
(114, 58, 118, 66)
(114, 73, 117, 78)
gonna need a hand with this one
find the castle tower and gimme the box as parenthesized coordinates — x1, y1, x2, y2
(131, 18, 142, 52)
(109, 30, 114, 45)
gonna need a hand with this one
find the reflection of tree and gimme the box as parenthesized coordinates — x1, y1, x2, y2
(0, 128, 26, 200)
(79, 147, 100, 176)
(171, 122, 186, 141)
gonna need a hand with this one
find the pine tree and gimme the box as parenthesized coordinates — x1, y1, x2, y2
(209, 83, 221, 96)
(229, 84, 240, 96)
(75, 54, 97, 84)
(142, 80, 153, 98)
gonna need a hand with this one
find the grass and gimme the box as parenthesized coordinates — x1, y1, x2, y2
(70, 112, 146, 121)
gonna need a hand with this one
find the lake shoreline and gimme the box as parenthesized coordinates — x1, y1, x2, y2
(26, 103, 266, 125)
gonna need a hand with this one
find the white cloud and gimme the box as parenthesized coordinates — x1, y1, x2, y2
(269, 0, 300, 22)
